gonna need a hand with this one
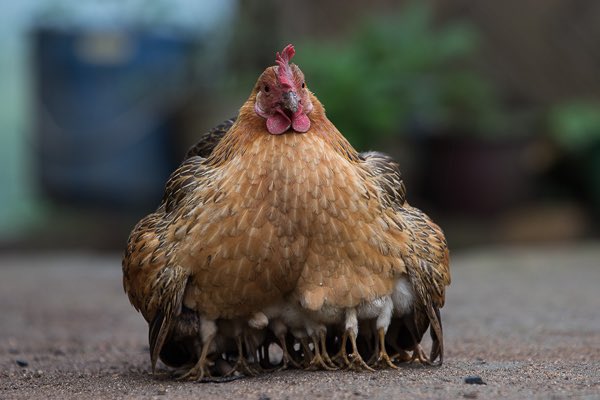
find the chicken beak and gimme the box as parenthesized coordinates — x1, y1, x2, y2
(281, 91, 299, 114)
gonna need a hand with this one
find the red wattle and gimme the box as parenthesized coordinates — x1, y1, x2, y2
(266, 112, 291, 135)
(291, 113, 311, 133)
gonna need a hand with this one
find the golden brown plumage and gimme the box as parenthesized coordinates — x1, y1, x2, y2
(122, 44, 450, 378)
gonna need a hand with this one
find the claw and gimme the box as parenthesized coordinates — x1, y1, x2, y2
(225, 336, 260, 377)
(390, 349, 412, 364)
(369, 328, 398, 370)
(307, 353, 337, 371)
(274, 334, 301, 370)
(229, 358, 259, 376)
(176, 363, 212, 381)
(410, 344, 432, 365)
(306, 334, 336, 371)
(319, 331, 338, 370)
(246, 334, 267, 373)
(347, 331, 375, 372)
(371, 351, 398, 369)
(175, 334, 215, 381)
(331, 331, 350, 368)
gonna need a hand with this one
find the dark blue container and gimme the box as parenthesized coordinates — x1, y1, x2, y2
(33, 28, 194, 210)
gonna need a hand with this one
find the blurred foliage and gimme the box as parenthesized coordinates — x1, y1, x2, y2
(549, 101, 600, 151)
(296, 2, 506, 149)
(548, 100, 600, 208)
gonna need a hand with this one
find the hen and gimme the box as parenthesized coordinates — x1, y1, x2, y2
(123, 44, 450, 380)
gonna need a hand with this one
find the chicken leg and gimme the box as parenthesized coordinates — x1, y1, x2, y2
(224, 335, 260, 376)
(369, 327, 398, 369)
(404, 317, 433, 366)
(319, 330, 338, 369)
(360, 297, 396, 369)
(176, 318, 217, 381)
(347, 330, 375, 371)
(390, 348, 412, 364)
(331, 330, 350, 367)
(276, 333, 301, 370)
(410, 343, 431, 365)
(243, 332, 265, 374)
(300, 337, 314, 369)
(343, 309, 375, 371)
(306, 333, 337, 371)
(269, 319, 301, 370)
(176, 336, 215, 380)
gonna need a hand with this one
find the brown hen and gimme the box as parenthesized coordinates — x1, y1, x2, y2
(123, 44, 450, 379)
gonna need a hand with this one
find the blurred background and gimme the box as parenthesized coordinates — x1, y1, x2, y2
(1, 0, 599, 252)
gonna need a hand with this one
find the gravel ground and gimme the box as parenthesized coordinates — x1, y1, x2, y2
(1, 243, 599, 399)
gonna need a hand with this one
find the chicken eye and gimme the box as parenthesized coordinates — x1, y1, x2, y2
(264, 85, 270, 93)
(301, 82, 305, 88)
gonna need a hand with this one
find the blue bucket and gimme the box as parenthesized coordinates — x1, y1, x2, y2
(33, 28, 194, 211)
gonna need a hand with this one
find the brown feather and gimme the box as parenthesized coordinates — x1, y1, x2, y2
(123, 66, 451, 372)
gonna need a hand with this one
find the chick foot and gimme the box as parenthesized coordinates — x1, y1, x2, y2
(176, 335, 214, 381)
(410, 343, 432, 365)
(273, 334, 301, 371)
(225, 336, 260, 377)
(369, 328, 398, 370)
(319, 331, 338, 370)
(347, 331, 375, 372)
(306, 335, 336, 371)
(390, 349, 412, 364)
(331, 331, 350, 368)
(243, 335, 265, 374)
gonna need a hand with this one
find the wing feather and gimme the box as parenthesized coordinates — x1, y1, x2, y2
(359, 151, 407, 208)
(184, 117, 236, 160)
(123, 118, 236, 370)
(360, 150, 450, 364)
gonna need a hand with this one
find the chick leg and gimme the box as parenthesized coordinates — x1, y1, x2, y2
(331, 330, 350, 367)
(244, 334, 265, 373)
(319, 330, 338, 369)
(389, 347, 412, 364)
(405, 321, 432, 366)
(300, 337, 314, 368)
(363, 320, 381, 365)
(366, 333, 380, 365)
(275, 333, 301, 370)
(307, 334, 336, 371)
(370, 327, 398, 369)
(347, 330, 375, 372)
(177, 318, 216, 381)
(258, 343, 270, 369)
(339, 308, 374, 371)
(410, 343, 431, 365)
(177, 334, 215, 381)
(385, 318, 412, 363)
(225, 336, 259, 376)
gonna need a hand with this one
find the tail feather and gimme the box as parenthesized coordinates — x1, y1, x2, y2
(149, 310, 168, 372)
(404, 256, 446, 366)
(147, 266, 189, 373)
(429, 306, 444, 365)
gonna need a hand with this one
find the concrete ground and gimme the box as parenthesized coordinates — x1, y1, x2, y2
(0, 243, 599, 399)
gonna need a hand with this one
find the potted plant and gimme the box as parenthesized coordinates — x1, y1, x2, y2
(297, 3, 534, 215)
(547, 100, 600, 217)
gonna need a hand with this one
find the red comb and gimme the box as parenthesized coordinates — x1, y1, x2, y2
(276, 44, 295, 89)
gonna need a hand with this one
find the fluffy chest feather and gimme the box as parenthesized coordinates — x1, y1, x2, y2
(181, 132, 404, 317)
(223, 133, 369, 232)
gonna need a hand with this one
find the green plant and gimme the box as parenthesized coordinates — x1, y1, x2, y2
(548, 100, 600, 208)
(549, 101, 600, 151)
(296, 2, 505, 149)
